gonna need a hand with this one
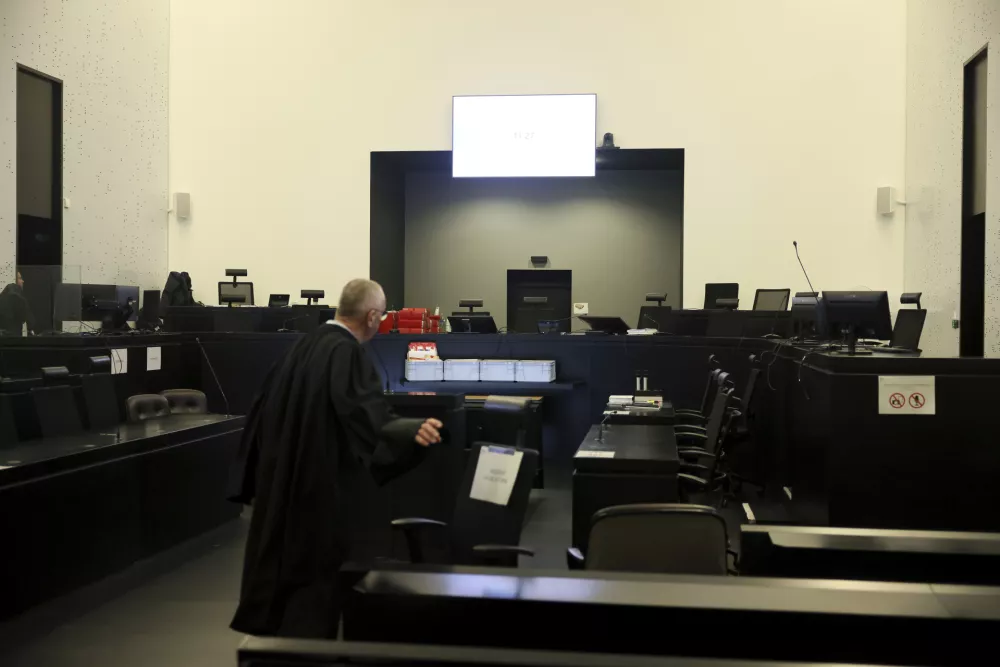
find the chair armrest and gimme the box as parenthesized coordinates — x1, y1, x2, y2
(676, 432, 707, 444)
(473, 544, 535, 567)
(678, 473, 709, 488)
(566, 547, 585, 570)
(674, 409, 703, 417)
(679, 462, 711, 475)
(674, 425, 706, 434)
(391, 518, 447, 564)
(473, 544, 535, 557)
(678, 447, 715, 459)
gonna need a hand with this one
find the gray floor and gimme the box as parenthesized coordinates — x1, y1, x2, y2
(0, 469, 574, 667)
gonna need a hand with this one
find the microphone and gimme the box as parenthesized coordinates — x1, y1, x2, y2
(195, 336, 231, 416)
(793, 241, 817, 296)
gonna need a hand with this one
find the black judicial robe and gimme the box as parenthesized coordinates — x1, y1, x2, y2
(229, 324, 425, 638)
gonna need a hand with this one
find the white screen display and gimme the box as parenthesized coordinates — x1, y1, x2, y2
(452, 94, 596, 178)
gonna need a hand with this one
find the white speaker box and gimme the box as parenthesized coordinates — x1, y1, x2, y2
(175, 192, 191, 220)
(877, 186, 894, 215)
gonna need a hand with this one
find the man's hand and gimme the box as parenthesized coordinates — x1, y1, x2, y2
(415, 418, 443, 446)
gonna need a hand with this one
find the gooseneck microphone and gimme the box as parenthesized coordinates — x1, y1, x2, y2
(793, 241, 817, 296)
(195, 337, 231, 416)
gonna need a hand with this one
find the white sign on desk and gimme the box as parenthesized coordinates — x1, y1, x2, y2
(111, 349, 128, 375)
(878, 375, 936, 415)
(575, 450, 615, 458)
(147, 346, 162, 371)
(469, 445, 523, 506)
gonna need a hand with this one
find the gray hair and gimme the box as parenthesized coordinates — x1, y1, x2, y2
(337, 279, 384, 318)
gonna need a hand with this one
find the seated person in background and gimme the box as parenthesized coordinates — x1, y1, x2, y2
(0, 271, 34, 336)
(229, 278, 442, 639)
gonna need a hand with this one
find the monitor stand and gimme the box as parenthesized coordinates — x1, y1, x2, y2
(830, 327, 873, 355)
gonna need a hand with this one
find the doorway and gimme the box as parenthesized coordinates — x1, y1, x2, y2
(959, 48, 987, 357)
(16, 65, 63, 333)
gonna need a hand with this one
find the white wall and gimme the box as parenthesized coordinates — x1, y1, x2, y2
(1, 0, 170, 291)
(170, 0, 906, 308)
(905, 0, 998, 356)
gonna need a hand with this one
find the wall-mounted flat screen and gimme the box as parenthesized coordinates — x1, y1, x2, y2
(452, 94, 596, 178)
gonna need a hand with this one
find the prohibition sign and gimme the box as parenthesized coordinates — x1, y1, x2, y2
(888, 392, 905, 409)
(909, 392, 925, 409)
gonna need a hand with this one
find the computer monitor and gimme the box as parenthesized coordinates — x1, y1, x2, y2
(704, 283, 739, 309)
(219, 281, 254, 306)
(115, 286, 139, 322)
(578, 315, 630, 335)
(268, 293, 290, 308)
(448, 315, 498, 333)
(890, 308, 927, 351)
(753, 288, 790, 311)
(790, 292, 820, 339)
(451, 310, 491, 317)
(822, 290, 892, 355)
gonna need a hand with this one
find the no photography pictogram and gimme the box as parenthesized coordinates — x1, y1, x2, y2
(909, 392, 925, 409)
(888, 392, 905, 409)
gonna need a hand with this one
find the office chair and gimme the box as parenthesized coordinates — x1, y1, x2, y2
(126, 394, 171, 423)
(392, 443, 539, 567)
(81, 355, 119, 431)
(704, 283, 739, 309)
(568, 504, 731, 575)
(675, 363, 731, 426)
(676, 386, 740, 505)
(32, 366, 85, 438)
(160, 388, 208, 414)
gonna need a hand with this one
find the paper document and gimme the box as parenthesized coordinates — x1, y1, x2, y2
(147, 346, 162, 371)
(111, 349, 128, 375)
(469, 446, 523, 506)
(878, 375, 935, 415)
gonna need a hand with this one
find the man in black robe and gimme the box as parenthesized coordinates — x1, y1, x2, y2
(229, 279, 441, 638)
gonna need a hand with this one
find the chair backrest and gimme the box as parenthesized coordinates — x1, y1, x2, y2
(741, 367, 760, 415)
(160, 388, 208, 414)
(126, 394, 171, 422)
(699, 368, 722, 414)
(81, 372, 119, 431)
(586, 504, 729, 574)
(32, 386, 84, 438)
(704, 385, 733, 456)
(451, 443, 539, 565)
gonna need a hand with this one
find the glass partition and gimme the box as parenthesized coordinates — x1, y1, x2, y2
(4, 264, 82, 336)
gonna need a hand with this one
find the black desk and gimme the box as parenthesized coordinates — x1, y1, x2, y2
(7, 331, 1000, 532)
(343, 566, 1000, 665)
(0, 414, 244, 620)
(572, 424, 678, 550)
(740, 524, 1000, 585)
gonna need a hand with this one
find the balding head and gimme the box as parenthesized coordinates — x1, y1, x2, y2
(334, 279, 386, 342)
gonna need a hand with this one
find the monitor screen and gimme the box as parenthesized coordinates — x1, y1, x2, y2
(452, 94, 596, 178)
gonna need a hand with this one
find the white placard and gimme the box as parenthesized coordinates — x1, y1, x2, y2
(111, 349, 128, 375)
(0, 465, 10, 470)
(469, 446, 523, 506)
(146, 346, 162, 371)
(878, 376, 935, 415)
(576, 450, 615, 458)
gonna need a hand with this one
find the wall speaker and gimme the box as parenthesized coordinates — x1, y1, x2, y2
(175, 192, 191, 220)
(877, 186, 895, 216)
